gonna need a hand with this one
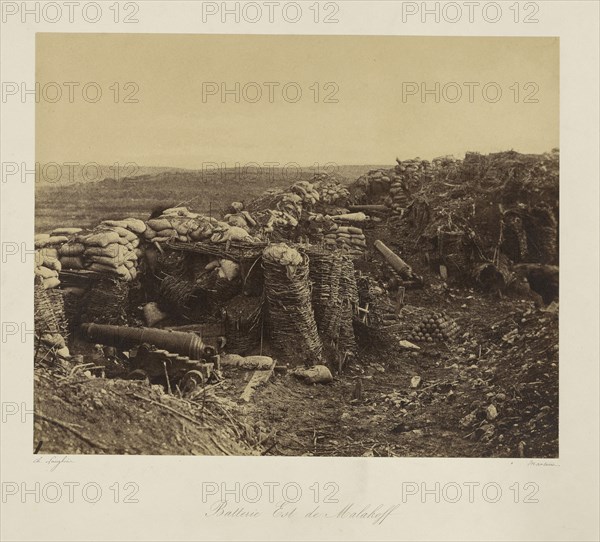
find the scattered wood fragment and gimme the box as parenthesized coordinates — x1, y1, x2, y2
(130, 393, 209, 429)
(210, 435, 232, 456)
(240, 362, 276, 402)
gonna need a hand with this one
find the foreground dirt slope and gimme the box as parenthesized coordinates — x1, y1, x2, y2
(34, 371, 258, 455)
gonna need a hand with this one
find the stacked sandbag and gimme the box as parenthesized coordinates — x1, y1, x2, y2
(323, 224, 367, 257)
(35, 232, 69, 250)
(36, 228, 83, 273)
(385, 175, 413, 214)
(312, 175, 350, 206)
(432, 155, 460, 171)
(145, 207, 205, 243)
(263, 209, 299, 234)
(58, 239, 86, 270)
(144, 207, 254, 244)
(386, 158, 434, 214)
(34, 246, 62, 289)
(290, 180, 320, 207)
(75, 219, 145, 281)
(363, 169, 393, 200)
(394, 158, 428, 177)
(223, 202, 257, 231)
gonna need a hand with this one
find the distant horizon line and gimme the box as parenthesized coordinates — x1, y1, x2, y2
(36, 147, 559, 174)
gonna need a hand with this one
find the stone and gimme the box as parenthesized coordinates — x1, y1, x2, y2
(410, 376, 422, 388)
(477, 424, 495, 442)
(486, 404, 498, 421)
(56, 346, 70, 358)
(459, 412, 477, 428)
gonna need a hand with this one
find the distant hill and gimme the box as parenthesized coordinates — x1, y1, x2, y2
(35, 163, 392, 186)
(35, 164, 391, 232)
(35, 164, 188, 186)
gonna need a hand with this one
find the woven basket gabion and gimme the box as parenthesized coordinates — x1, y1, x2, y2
(306, 247, 343, 337)
(34, 284, 66, 336)
(262, 252, 322, 364)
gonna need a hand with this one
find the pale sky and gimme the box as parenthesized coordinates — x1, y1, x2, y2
(36, 34, 559, 167)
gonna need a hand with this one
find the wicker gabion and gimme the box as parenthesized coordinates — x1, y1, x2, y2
(262, 244, 323, 364)
(337, 256, 359, 354)
(306, 247, 343, 336)
(81, 277, 129, 325)
(312, 253, 359, 355)
(34, 284, 66, 336)
(61, 288, 86, 336)
(223, 295, 264, 355)
(159, 274, 203, 315)
(436, 230, 470, 275)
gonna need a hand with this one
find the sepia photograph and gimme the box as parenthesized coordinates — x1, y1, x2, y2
(33, 33, 560, 458)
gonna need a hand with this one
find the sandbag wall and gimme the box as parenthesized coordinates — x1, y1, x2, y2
(144, 207, 254, 244)
(36, 219, 146, 281)
(35, 218, 147, 335)
(385, 176, 413, 214)
(323, 224, 367, 257)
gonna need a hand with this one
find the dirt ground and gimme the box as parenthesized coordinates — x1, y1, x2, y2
(35, 281, 558, 458)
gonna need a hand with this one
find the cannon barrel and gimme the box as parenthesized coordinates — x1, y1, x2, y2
(374, 240, 415, 280)
(80, 323, 205, 360)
